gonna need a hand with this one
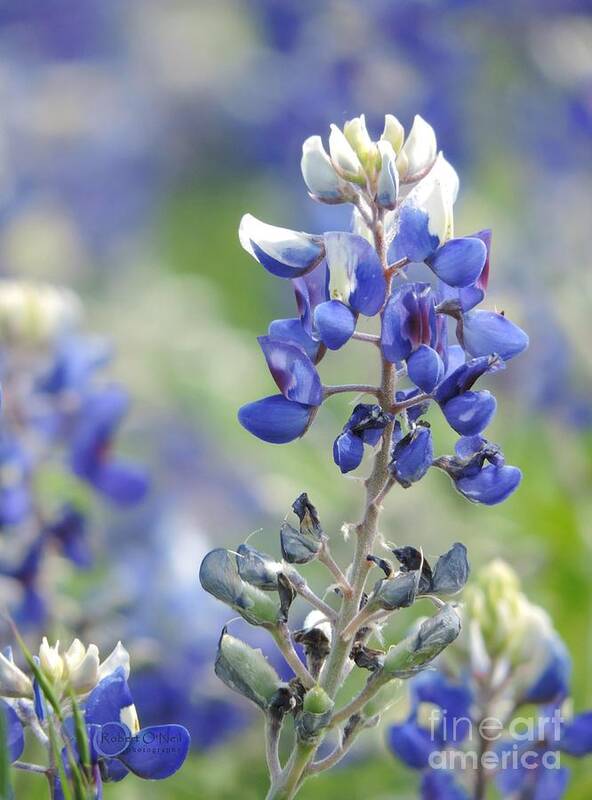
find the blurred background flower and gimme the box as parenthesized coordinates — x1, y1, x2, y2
(0, 1, 590, 798)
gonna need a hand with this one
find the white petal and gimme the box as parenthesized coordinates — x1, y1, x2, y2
(64, 639, 86, 672)
(343, 114, 375, 162)
(69, 645, 100, 694)
(400, 114, 437, 178)
(300, 135, 344, 200)
(376, 140, 399, 210)
(120, 703, 140, 735)
(0, 652, 33, 698)
(98, 641, 130, 682)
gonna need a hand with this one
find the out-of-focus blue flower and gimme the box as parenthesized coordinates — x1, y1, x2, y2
(0, 438, 31, 529)
(69, 386, 149, 505)
(0, 699, 24, 763)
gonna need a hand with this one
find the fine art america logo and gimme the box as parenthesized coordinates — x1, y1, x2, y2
(94, 722, 187, 759)
(426, 708, 563, 772)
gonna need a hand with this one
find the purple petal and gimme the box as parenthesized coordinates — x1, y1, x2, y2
(462, 310, 529, 361)
(407, 345, 444, 393)
(117, 725, 190, 779)
(333, 430, 364, 473)
(441, 390, 497, 436)
(268, 318, 323, 364)
(455, 464, 522, 505)
(239, 214, 323, 278)
(238, 395, 314, 444)
(314, 300, 356, 350)
(258, 336, 323, 406)
(382, 283, 436, 363)
(427, 237, 487, 288)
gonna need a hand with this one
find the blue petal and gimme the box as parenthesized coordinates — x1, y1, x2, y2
(91, 462, 149, 506)
(333, 431, 364, 474)
(407, 346, 444, 393)
(455, 464, 522, 505)
(238, 395, 314, 444)
(387, 719, 439, 769)
(392, 205, 439, 263)
(117, 725, 190, 779)
(412, 672, 472, 743)
(1, 700, 24, 763)
(561, 711, 592, 756)
(85, 668, 134, 728)
(314, 300, 356, 350)
(336, 234, 386, 316)
(268, 318, 323, 364)
(523, 634, 571, 706)
(390, 426, 433, 487)
(435, 355, 503, 405)
(462, 310, 529, 361)
(533, 766, 570, 800)
(258, 336, 323, 406)
(239, 214, 323, 278)
(421, 769, 469, 800)
(457, 229, 491, 311)
(441, 390, 496, 436)
(427, 237, 487, 288)
(381, 292, 413, 363)
(293, 263, 329, 336)
(442, 345, 466, 379)
(46, 506, 92, 569)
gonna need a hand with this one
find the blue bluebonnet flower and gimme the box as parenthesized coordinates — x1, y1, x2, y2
(0, 280, 147, 633)
(0, 438, 31, 529)
(238, 114, 527, 502)
(388, 561, 592, 800)
(69, 385, 149, 505)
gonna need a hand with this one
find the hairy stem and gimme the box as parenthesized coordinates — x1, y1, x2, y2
(272, 625, 315, 689)
(268, 207, 396, 798)
(318, 545, 353, 597)
(265, 717, 283, 785)
(323, 384, 380, 398)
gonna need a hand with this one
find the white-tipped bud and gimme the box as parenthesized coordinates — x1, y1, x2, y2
(0, 650, 33, 698)
(39, 638, 64, 683)
(328, 124, 364, 181)
(381, 114, 405, 153)
(343, 114, 379, 172)
(301, 136, 347, 203)
(376, 140, 399, 210)
(400, 114, 437, 179)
